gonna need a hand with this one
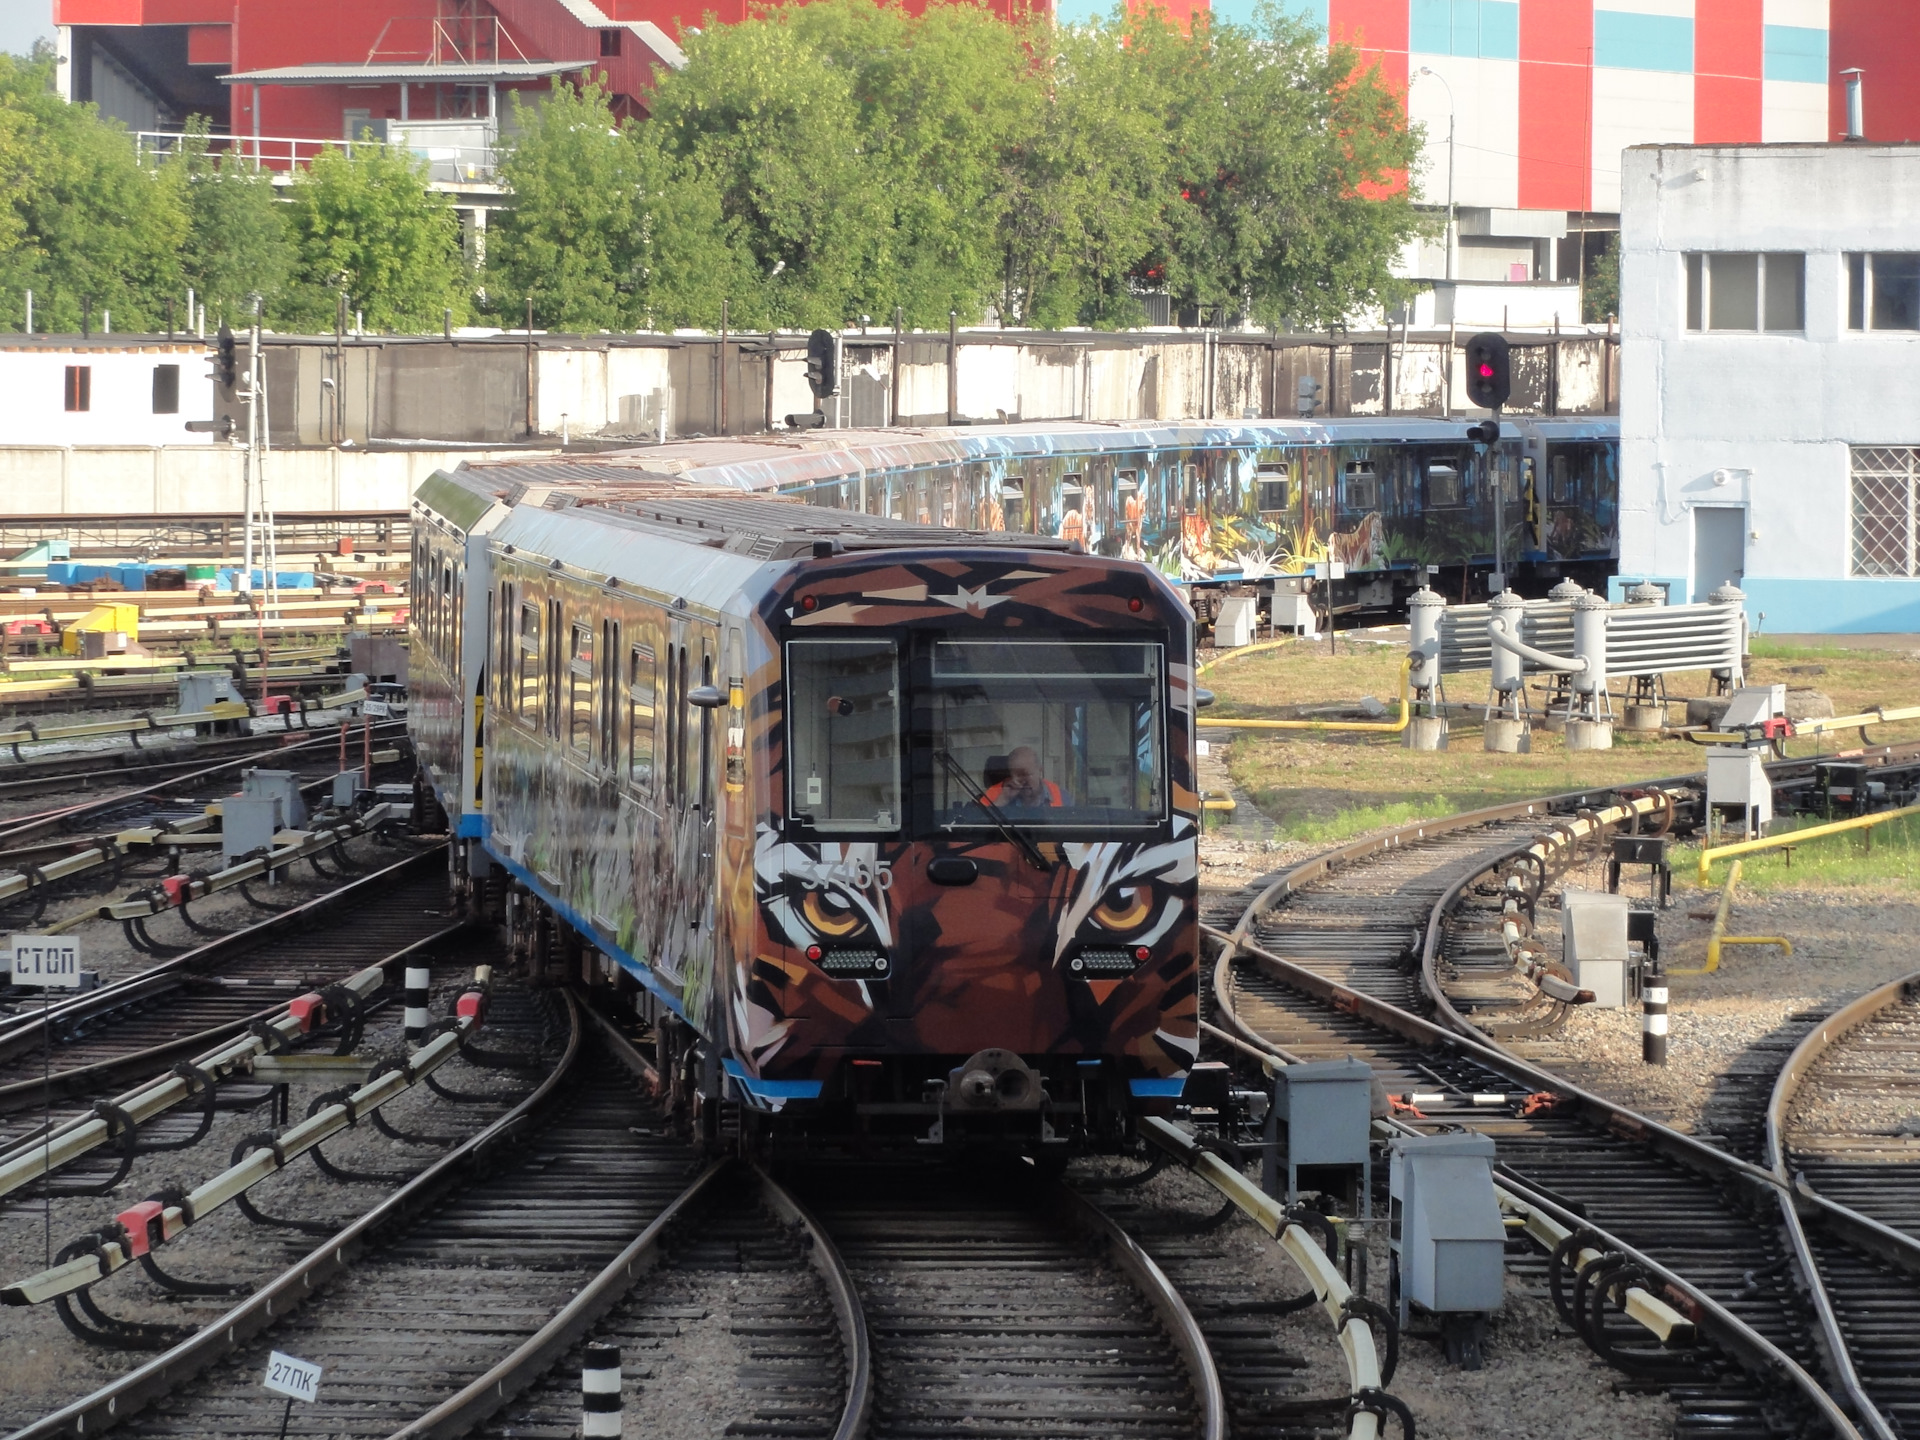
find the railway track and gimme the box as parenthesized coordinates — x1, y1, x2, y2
(0, 848, 455, 1198)
(1768, 969, 1920, 1440)
(1207, 788, 1863, 1438)
(792, 1161, 1224, 1440)
(6, 987, 704, 1440)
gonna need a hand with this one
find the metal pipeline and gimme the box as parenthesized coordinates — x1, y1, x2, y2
(1487, 616, 1588, 675)
(1695, 801, 1920, 882)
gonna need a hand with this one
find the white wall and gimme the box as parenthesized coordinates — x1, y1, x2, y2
(0, 345, 215, 446)
(1618, 143, 1920, 631)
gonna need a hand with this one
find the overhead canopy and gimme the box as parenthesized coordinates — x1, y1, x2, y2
(221, 61, 588, 86)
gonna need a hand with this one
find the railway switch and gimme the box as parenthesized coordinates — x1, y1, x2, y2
(221, 795, 285, 869)
(1561, 890, 1636, 1008)
(242, 769, 308, 828)
(1264, 1057, 1373, 1216)
(1387, 1132, 1506, 1368)
(1606, 834, 1673, 907)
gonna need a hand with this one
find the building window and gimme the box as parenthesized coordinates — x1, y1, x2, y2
(152, 364, 179, 414)
(1851, 447, 1919, 577)
(1685, 253, 1804, 332)
(1847, 254, 1920, 331)
(63, 366, 91, 412)
(600, 27, 621, 55)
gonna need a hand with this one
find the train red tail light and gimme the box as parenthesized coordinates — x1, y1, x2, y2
(1134, 946, 1150, 962)
(801, 595, 818, 611)
(805, 944, 823, 961)
(1128, 596, 1143, 612)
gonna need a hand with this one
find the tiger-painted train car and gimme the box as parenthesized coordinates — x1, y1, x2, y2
(411, 465, 1199, 1153)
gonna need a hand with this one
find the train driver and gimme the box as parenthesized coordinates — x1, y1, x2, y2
(985, 746, 1063, 808)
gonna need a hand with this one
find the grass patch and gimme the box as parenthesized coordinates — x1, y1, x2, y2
(1206, 638, 1920, 841)
(1678, 810, 1920, 894)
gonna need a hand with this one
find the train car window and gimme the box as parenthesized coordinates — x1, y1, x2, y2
(568, 623, 594, 754)
(1344, 462, 1378, 512)
(440, 564, 455, 669)
(675, 645, 692, 806)
(1255, 463, 1290, 514)
(786, 638, 899, 832)
(628, 644, 657, 790)
(1427, 464, 1463, 507)
(517, 602, 540, 724)
(929, 641, 1164, 829)
(1549, 455, 1576, 503)
(599, 621, 619, 770)
(544, 599, 563, 738)
(698, 652, 715, 814)
(999, 476, 1026, 533)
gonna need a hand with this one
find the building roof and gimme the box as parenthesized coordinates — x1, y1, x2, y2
(221, 61, 588, 86)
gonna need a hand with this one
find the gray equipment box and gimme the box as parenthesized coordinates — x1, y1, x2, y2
(1388, 1132, 1506, 1326)
(1264, 1057, 1374, 1216)
(1215, 595, 1258, 648)
(242, 768, 308, 828)
(1720, 684, 1786, 730)
(330, 771, 360, 809)
(176, 670, 240, 715)
(1706, 746, 1772, 837)
(221, 795, 284, 868)
(1561, 888, 1634, 1009)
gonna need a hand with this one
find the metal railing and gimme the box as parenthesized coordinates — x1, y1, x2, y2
(132, 124, 499, 183)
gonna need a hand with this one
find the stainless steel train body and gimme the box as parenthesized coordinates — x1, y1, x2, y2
(411, 466, 1201, 1147)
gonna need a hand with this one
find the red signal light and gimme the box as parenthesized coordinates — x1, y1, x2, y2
(1478, 363, 1494, 377)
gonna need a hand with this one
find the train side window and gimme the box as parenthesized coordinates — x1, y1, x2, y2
(544, 599, 563, 738)
(628, 643, 657, 790)
(497, 583, 514, 709)
(440, 563, 455, 668)
(599, 621, 619, 770)
(1427, 464, 1462, 507)
(1549, 455, 1576, 503)
(1344, 462, 1378, 512)
(698, 652, 715, 814)
(568, 623, 594, 753)
(517, 602, 540, 724)
(999, 476, 1026, 533)
(1255, 463, 1290, 513)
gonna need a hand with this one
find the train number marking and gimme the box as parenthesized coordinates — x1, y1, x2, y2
(790, 856, 892, 892)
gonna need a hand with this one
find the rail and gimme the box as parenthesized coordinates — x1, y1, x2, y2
(0, 915, 463, 1200)
(1139, 1115, 1393, 1440)
(1694, 802, 1920, 882)
(1, 966, 495, 1307)
(3, 991, 582, 1440)
(0, 686, 366, 753)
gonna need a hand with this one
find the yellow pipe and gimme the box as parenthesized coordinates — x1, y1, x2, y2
(1199, 655, 1412, 735)
(1195, 637, 1296, 677)
(1696, 802, 1920, 883)
(1671, 860, 1791, 974)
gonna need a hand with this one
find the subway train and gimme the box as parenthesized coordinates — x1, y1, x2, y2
(410, 463, 1199, 1152)
(615, 414, 1621, 619)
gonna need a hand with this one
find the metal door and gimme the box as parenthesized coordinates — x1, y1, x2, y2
(1691, 507, 1746, 601)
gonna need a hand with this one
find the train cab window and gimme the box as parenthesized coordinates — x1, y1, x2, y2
(517, 602, 541, 723)
(627, 644, 657, 790)
(1255, 464, 1290, 514)
(1344, 462, 1378, 512)
(568, 624, 594, 753)
(1427, 464, 1463, 507)
(786, 638, 900, 832)
(929, 641, 1164, 830)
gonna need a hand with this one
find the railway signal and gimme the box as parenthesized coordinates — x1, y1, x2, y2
(213, 322, 238, 390)
(1463, 331, 1511, 409)
(805, 328, 840, 399)
(1466, 418, 1500, 445)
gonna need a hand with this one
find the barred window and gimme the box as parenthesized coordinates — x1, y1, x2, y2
(1851, 447, 1919, 577)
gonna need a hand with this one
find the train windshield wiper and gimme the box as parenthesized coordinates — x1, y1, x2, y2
(934, 748, 1052, 872)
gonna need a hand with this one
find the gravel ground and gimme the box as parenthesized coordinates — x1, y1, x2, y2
(1507, 853, 1920, 1147)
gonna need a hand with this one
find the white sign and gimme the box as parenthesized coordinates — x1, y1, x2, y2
(7, 936, 82, 989)
(362, 699, 390, 718)
(263, 1351, 322, 1403)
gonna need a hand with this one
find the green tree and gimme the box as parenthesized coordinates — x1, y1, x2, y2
(167, 117, 295, 327)
(1581, 234, 1619, 323)
(286, 140, 470, 332)
(0, 46, 188, 332)
(489, 81, 650, 330)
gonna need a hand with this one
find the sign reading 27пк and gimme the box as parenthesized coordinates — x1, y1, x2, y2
(263, 1351, 322, 1403)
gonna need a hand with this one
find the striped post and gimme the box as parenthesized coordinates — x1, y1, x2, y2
(582, 1342, 621, 1437)
(1642, 965, 1668, 1066)
(404, 966, 431, 1044)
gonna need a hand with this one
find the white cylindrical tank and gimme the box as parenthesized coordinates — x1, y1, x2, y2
(1571, 592, 1608, 696)
(1487, 590, 1526, 697)
(1408, 586, 1444, 692)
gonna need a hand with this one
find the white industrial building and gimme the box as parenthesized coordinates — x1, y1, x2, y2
(0, 339, 217, 446)
(1615, 142, 1920, 633)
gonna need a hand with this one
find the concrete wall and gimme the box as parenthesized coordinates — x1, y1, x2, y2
(1617, 143, 1920, 632)
(0, 446, 552, 517)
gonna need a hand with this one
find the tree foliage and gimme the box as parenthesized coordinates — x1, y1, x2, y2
(1, 1, 1428, 334)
